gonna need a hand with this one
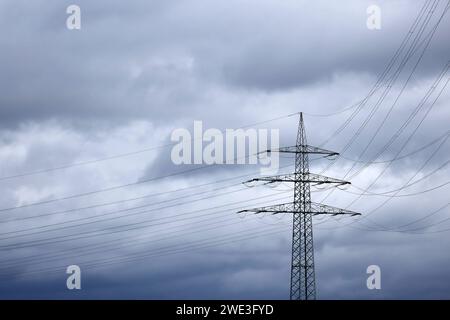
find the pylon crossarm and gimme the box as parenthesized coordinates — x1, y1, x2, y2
(238, 202, 361, 216)
(237, 202, 295, 214)
(310, 202, 361, 216)
(268, 145, 339, 156)
(244, 172, 351, 186)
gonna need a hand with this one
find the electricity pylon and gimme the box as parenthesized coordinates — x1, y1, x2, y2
(238, 112, 360, 300)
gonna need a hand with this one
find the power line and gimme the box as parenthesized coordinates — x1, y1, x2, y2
(341, 202, 450, 234)
(344, 4, 450, 182)
(336, 0, 444, 181)
(347, 75, 450, 211)
(0, 185, 249, 238)
(347, 179, 450, 197)
(0, 163, 294, 223)
(0, 153, 265, 213)
(0, 112, 299, 182)
(0, 195, 293, 270)
(338, 130, 449, 164)
(317, 60, 450, 230)
(0, 225, 290, 280)
(302, 101, 362, 118)
(0, 191, 292, 250)
(316, 0, 435, 149)
(319, 0, 444, 182)
(317, 103, 450, 231)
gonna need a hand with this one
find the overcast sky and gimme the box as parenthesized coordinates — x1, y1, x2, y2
(0, 0, 449, 299)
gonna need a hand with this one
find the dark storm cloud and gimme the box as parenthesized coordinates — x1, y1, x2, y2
(1, 0, 449, 127)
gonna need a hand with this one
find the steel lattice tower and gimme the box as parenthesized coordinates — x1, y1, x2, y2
(239, 113, 360, 300)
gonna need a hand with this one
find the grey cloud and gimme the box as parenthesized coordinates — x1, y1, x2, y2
(1, 0, 449, 127)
